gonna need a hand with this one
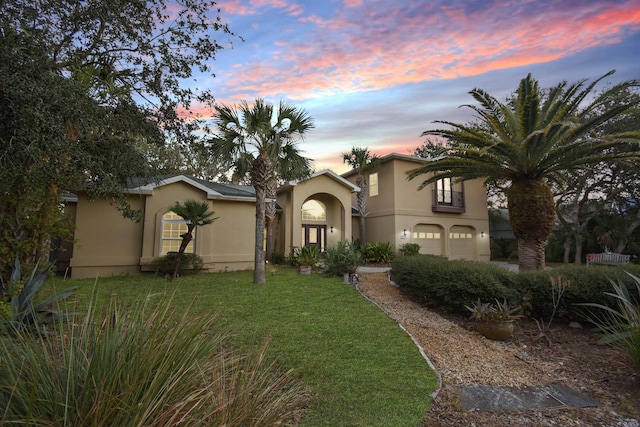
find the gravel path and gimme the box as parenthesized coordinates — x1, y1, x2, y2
(355, 272, 640, 427)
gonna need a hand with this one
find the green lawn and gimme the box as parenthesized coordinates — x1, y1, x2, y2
(51, 266, 437, 427)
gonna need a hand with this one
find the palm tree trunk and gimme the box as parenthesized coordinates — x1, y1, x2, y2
(517, 238, 546, 270)
(265, 178, 277, 262)
(254, 185, 266, 284)
(173, 230, 193, 280)
(507, 179, 556, 271)
(356, 175, 367, 245)
(251, 155, 269, 285)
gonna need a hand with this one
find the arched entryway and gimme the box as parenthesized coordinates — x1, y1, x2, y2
(275, 170, 358, 257)
(301, 200, 327, 249)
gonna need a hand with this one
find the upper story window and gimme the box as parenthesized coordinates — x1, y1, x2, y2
(161, 211, 195, 254)
(432, 178, 465, 213)
(436, 178, 453, 204)
(302, 200, 326, 221)
(369, 172, 378, 197)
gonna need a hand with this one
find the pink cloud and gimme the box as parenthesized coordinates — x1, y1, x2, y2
(219, 1, 640, 100)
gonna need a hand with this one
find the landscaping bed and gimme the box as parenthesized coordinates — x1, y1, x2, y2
(357, 272, 640, 427)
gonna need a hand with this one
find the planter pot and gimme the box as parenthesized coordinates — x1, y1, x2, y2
(476, 320, 514, 341)
(299, 265, 312, 275)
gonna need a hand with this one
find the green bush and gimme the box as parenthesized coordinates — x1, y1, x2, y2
(271, 251, 287, 265)
(392, 255, 519, 315)
(293, 246, 320, 267)
(517, 265, 640, 319)
(0, 294, 310, 426)
(392, 255, 640, 320)
(398, 243, 421, 256)
(361, 241, 395, 264)
(150, 252, 204, 276)
(323, 241, 362, 276)
(580, 272, 640, 371)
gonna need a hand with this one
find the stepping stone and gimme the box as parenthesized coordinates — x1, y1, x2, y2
(456, 384, 599, 412)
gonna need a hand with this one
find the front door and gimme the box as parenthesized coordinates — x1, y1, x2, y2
(302, 225, 326, 250)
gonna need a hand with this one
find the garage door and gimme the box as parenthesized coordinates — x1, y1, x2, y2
(449, 226, 475, 260)
(412, 224, 443, 255)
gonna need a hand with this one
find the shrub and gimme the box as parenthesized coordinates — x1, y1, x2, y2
(392, 255, 519, 315)
(271, 251, 287, 265)
(293, 246, 320, 267)
(361, 241, 395, 264)
(0, 294, 310, 426)
(0, 257, 78, 332)
(398, 243, 421, 256)
(323, 241, 362, 277)
(580, 272, 640, 371)
(150, 252, 204, 276)
(391, 255, 640, 320)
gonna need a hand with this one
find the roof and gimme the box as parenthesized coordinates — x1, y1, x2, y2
(125, 174, 257, 201)
(341, 152, 429, 179)
(278, 169, 361, 193)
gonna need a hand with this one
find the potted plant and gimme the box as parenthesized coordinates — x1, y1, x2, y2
(293, 246, 319, 275)
(465, 298, 523, 341)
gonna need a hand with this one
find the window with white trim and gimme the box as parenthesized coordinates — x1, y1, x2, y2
(161, 211, 195, 254)
(369, 172, 378, 197)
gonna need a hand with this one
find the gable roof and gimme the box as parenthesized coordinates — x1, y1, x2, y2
(341, 153, 429, 179)
(125, 174, 257, 201)
(279, 169, 361, 193)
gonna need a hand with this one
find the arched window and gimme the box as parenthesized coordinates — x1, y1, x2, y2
(161, 211, 195, 255)
(302, 200, 326, 221)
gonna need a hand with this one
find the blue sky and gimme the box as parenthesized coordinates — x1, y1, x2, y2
(197, 0, 640, 173)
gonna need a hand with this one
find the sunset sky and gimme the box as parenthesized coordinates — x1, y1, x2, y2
(201, 0, 640, 174)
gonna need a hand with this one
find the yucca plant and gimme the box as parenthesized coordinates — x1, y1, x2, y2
(580, 272, 640, 371)
(0, 292, 310, 426)
(0, 257, 78, 331)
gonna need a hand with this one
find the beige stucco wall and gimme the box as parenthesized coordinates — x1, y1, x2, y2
(344, 155, 491, 262)
(138, 181, 255, 273)
(277, 173, 354, 256)
(70, 193, 145, 278)
(71, 181, 256, 278)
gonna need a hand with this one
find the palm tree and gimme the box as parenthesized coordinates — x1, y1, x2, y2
(211, 99, 314, 284)
(407, 71, 640, 271)
(169, 200, 217, 280)
(265, 142, 311, 262)
(343, 147, 380, 245)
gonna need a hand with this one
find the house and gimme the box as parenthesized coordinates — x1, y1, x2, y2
(66, 153, 490, 278)
(341, 153, 490, 260)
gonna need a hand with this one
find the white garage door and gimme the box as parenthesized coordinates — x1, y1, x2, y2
(412, 224, 443, 255)
(449, 226, 476, 260)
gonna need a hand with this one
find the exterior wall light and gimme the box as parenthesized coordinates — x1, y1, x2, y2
(330, 226, 334, 233)
(481, 231, 485, 238)
(403, 229, 408, 237)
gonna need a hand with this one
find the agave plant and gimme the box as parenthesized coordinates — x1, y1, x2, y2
(0, 257, 78, 331)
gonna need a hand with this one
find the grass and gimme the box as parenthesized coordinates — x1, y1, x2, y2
(49, 266, 437, 427)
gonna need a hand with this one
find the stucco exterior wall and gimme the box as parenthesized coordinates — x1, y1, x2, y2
(277, 173, 354, 256)
(344, 155, 491, 262)
(138, 182, 255, 273)
(71, 181, 256, 278)
(70, 194, 145, 278)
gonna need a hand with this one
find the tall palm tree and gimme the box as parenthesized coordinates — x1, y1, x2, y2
(343, 147, 380, 245)
(407, 71, 640, 271)
(265, 142, 312, 262)
(211, 99, 314, 284)
(170, 200, 217, 280)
